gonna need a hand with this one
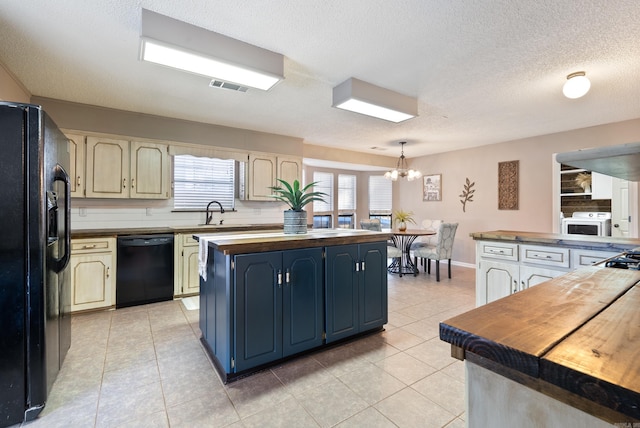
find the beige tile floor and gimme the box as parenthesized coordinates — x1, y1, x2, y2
(24, 265, 475, 428)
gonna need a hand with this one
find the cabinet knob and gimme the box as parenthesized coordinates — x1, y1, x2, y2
(614, 223, 620, 228)
(106, 266, 110, 279)
(77, 176, 81, 186)
(131, 178, 135, 189)
(122, 178, 126, 189)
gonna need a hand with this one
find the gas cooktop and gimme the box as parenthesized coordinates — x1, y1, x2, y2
(604, 250, 640, 270)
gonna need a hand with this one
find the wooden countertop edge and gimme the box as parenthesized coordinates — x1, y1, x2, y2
(206, 232, 394, 255)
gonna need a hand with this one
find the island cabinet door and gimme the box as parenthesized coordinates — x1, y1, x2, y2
(477, 260, 519, 305)
(282, 248, 324, 357)
(325, 244, 359, 343)
(359, 242, 388, 331)
(234, 252, 283, 372)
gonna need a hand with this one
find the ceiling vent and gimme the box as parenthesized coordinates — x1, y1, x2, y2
(209, 80, 249, 92)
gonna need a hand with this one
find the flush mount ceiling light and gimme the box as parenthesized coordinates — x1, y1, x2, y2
(140, 9, 283, 91)
(384, 141, 422, 181)
(562, 71, 591, 99)
(332, 78, 418, 123)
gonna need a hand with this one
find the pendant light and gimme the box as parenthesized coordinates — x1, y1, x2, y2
(384, 142, 422, 181)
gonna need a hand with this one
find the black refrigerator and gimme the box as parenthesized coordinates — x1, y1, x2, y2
(0, 102, 71, 427)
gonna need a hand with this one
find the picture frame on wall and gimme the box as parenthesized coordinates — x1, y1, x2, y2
(423, 174, 442, 201)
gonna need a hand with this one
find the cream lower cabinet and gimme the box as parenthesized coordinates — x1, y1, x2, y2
(70, 237, 116, 312)
(476, 242, 570, 306)
(174, 234, 200, 297)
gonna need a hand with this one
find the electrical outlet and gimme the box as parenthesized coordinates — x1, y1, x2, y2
(254, 208, 261, 215)
(146, 208, 152, 216)
(79, 208, 87, 217)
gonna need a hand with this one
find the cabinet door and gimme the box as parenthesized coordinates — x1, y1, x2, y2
(325, 244, 359, 343)
(477, 260, 518, 306)
(234, 252, 282, 371)
(181, 246, 201, 296)
(65, 133, 85, 197)
(282, 248, 323, 357)
(247, 153, 276, 200)
(70, 253, 114, 311)
(86, 137, 129, 198)
(519, 266, 565, 291)
(130, 141, 169, 199)
(359, 242, 387, 331)
(277, 156, 301, 185)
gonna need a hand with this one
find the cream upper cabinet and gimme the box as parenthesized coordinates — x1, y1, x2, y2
(247, 153, 277, 200)
(65, 133, 85, 197)
(130, 141, 170, 199)
(246, 153, 303, 201)
(86, 137, 129, 198)
(277, 156, 302, 185)
(85, 137, 169, 199)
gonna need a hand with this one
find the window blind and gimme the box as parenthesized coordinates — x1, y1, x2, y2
(313, 171, 333, 212)
(369, 175, 392, 214)
(338, 174, 356, 211)
(173, 155, 235, 210)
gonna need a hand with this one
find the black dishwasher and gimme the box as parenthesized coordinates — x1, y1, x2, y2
(116, 234, 174, 308)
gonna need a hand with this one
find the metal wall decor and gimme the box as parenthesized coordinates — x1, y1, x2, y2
(422, 174, 442, 201)
(459, 178, 475, 212)
(498, 160, 519, 210)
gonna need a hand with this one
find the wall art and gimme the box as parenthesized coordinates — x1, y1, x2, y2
(459, 178, 475, 212)
(498, 160, 519, 210)
(423, 174, 442, 201)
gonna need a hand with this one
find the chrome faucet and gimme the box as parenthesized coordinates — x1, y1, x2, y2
(205, 200, 225, 225)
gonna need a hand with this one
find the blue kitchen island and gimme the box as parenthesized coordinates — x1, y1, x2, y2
(195, 229, 392, 382)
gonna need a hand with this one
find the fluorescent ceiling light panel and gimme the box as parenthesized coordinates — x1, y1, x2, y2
(332, 78, 418, 123)
(140, 9, 283, 91)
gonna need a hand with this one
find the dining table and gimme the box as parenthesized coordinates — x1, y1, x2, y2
(386, 229, 436, 276)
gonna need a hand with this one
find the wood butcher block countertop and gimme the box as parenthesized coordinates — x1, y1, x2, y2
(195, 229, 393, 255)
(440, 266, 640, 421)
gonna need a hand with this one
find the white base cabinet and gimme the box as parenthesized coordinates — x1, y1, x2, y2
(476, 241, 617, 306)
(70, 237, 116, 312)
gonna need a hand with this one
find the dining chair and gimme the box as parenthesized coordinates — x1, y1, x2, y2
(359, 219, 402, 259)
(410, 219, 442, 250)
(412, 222, 459, 281)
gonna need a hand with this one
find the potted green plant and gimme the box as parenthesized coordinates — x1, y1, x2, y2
(393, 209, 416, 231)
(270, 179, 327, 234)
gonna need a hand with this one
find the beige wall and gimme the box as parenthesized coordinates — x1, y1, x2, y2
(0, 61, 30, 103)
(32, 97, 303, 156)
(398, 117, 640, 265)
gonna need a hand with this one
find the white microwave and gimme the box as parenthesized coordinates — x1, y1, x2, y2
(561, 212, 611, 237)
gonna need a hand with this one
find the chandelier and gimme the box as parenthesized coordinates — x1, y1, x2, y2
(384, 141, 422, 181)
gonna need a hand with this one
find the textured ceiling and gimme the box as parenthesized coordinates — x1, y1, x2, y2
(1, 0, 640, 160)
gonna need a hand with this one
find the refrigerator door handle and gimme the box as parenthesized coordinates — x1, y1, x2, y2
(52, 164, 71, 272)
